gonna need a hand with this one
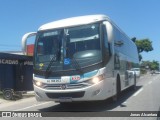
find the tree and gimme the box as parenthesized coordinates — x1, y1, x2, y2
(131, 37, 136, 43)
(135, 39, 153, 53)
(141, 60, 159, 70)
(141, 60, 150, 68)
(131, 37, 153, 61)
(150, 60, 159, 70)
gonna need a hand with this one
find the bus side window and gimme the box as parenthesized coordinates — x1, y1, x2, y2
(103, 26, 108, 48)
(103, 25, 112, 56)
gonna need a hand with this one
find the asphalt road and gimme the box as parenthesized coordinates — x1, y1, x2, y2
(0, 73, 160, 120)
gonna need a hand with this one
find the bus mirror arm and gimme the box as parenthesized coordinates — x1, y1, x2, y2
(108, 43, 112, 56)
(22, 32, 37, 55)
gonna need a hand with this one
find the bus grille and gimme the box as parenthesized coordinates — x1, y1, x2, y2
(44, 83, 88, 90)
(46, 91, 85, 98)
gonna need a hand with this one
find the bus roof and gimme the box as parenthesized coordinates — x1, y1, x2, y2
(38, 14, 110, 31)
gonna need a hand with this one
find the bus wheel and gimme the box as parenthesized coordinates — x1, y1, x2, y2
(3, 89, 14, 100)
(112, 77, 121, 102)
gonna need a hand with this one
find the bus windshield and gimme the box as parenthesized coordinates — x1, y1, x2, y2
(34, 23, 102, 71)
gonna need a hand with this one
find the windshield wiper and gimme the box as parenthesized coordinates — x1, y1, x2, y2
(65, 38, 83, 75)
(63, 29, 84, 75)
(71, 56, 84, 75)
(45, 55, 56, 78)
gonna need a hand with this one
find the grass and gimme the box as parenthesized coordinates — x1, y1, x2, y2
(0, 91, 3, 99)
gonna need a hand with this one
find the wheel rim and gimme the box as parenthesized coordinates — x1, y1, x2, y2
(4, 91, 13, 100)
(6, 92, 11, 98)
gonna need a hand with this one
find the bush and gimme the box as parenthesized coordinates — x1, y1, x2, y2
(140, 69, 147, 74)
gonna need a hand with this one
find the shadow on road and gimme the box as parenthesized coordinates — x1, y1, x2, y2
(39, 86, 142, 112)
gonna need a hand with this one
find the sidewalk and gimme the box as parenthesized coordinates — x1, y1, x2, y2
(0, 91, 35, 105)
(0, 92, 5, 104)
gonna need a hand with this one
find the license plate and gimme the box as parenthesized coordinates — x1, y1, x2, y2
(59, 97, 72, 102)
(47, 76, 70, 84)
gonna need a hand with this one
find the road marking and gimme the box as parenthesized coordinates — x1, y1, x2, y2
(14, 102, 51, 111)
(133, 88, 143, 97)
(148, 81, 152, 85)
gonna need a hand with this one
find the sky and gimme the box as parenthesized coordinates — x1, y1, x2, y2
(0, 0, 160, 62)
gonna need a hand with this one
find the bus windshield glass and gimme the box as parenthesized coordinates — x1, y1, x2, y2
(34, 23, 102, 71)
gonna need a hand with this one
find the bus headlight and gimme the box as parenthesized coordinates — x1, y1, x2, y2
(33, 80, 44, 87)
(92, 74, 104, 84)
(35, 81, 42, 87)
(92, 77, 100, 84)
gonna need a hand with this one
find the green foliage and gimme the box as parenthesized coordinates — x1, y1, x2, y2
(131, 37, 136, 43)
(141, 60, 159, 70)
(135, 39, 153, 53)
(138, 54, 142, 62)
(140, 68, 147, 74)
(132, 37, 153, 61)
(0, 91, 2, 99)
(150, 60, 159, 70)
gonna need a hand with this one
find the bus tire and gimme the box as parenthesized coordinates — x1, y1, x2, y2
(3, 89, 14, 100)
(112, 76, 121, 102)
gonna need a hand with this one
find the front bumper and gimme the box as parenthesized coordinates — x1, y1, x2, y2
(34, 80, 111, 102)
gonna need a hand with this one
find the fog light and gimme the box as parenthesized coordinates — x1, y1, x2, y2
(35, 81, 42, 87)
(92, 77, 100, 84)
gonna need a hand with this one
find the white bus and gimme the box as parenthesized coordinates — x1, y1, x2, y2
(22, 15, 139, 103)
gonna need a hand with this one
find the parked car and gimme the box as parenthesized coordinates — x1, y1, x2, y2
(154, 70, 160, 74)
(131, 68, 140, 78)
